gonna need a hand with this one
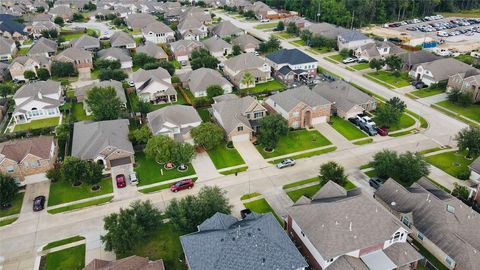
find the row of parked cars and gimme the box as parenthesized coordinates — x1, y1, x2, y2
(387, 14, 444, 28)
(348, 114, 388, 137)
(342, 56, 368, 64)
(406, 18, 480, 34)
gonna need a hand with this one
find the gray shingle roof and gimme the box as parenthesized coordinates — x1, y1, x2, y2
(306, 23, 347, 39)
(185, 68, 232, 96)
(70, 35, 100, 50)
(312, 80, 375, 113)
(56, 47, 92, 61)
(469, 156, 480, 173)
(212, 95, 259, 134)
(146, 105, 201, 135)
(325, 255, 369, 270)
(375, 178, 480, 270)
(266, 85, 331, 112)
(110, 31, 135, 48)
(339, 30, 370, 42)
(420, 58, 476, 82)
(223, 53, 266, 72)
(399, 50, 442, 67)
(212, 20, 242, 37)
(383, 242, 423, 267)
(231, 34, 260, 51)
(142, 21, 174, 34)
(180, 212, 307, 270)
(202, 36, 232, 54)
(97, 47, 131, 62)
(136, 42, 168, 60)
(266, 48, 317, 65)
(72, 119, 133, 160)
(75, 80, 127, 103)
(28, 37, 57, 56)
(13, 80, 60, 99)
(0, 37, 15, 55)
(11, 55, 50, 67)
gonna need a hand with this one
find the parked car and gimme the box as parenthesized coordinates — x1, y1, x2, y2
(357, 115, 376, 128)
(369, 177, 383, 189)
(116, 174, 126, 188)
(33, 196, 46, 212)
(170, 179, 194, 192)
(357, 57, 368, 63)
(342, 57, 356, 64)
(412, 81, 426, 89)
(348, 117, 361, 126)
(276, 159, 296, 169)
(377, 127, 389, 136)
(129, 173, 138, 185)
(361, 124, 378, 136)
(260, 19, 270, 23)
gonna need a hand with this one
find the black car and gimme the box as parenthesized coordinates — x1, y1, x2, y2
(33, 196, 46, 212)
(369, 177, 383, 189)
(348, 117, 361, 126)
(412, 81, 426, 89)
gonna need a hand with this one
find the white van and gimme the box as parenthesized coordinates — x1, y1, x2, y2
(129, 173, 139, 185)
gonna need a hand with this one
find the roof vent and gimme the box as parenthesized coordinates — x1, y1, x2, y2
(446, 204, 455, 214)
(349, 222, 352, 232)
(232, 237, 235, 241)
(257, 228, 261, 231)
(391, 202, 396, 206)
(247, 232, 252, 237)
(220, 238, 224, 242)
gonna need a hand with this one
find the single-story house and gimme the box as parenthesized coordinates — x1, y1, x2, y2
(27, 37, 57, 57)
(75, 80, 127, 115)
(211, 20, 243, 38)
(169, 39, 204, 62)
(55, 47, 93, 72)
(110, 31, 136, 50)
(180, 67, 232, 98)
(70, 35, 100, 51)
(232, 34, 260, 53)
(29, 21, 59, 39)
(337, 30, 374, 51)
(223, 53, 271, 89)
(0, 36, 17, 61)
(306, 22, 347, 40)
(132, 67, 176, 104)
(412, 58, 477, 86)
(146, 105, 201, 143)
(202, 36, 232, 58)
(136, 42, 168, 61)
(97, 48, 132, 69)
(354, 41, 405, 61)
(399, 50, 442, 73)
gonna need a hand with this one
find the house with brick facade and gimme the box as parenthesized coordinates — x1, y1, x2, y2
(232, 34, 260, 53)
(286, 181, 423, 270)
(169, 39, 204, 63)
(264, 86, 331, 129)
(266, 48, 317, 85)
(55, 47, 93, 72)
(72, 119, 134, 171)
(0, 136, 56, 184)
(9, 55, 51, 81)
(447, 69, 480, 102)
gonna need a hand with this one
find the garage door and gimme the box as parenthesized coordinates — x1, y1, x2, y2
(110, 157, 132, 167)
(232, 133, 250, 142)
(312, 116, 327, 125)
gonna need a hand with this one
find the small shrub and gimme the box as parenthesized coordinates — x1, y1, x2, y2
(457, 168, 471, 180)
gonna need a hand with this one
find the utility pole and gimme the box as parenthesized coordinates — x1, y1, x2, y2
(316, 0, 321, 22)
(351, 11, 355, 30)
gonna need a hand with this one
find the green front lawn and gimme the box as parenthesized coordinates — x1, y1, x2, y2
(0, 192, 24, 218)
(220, 166, 248, 175)
(48, 178, 113, 206)
(14, 117, 60, 132)
(129, 223, 185, 270)
(275, 32, 296, 39)
(330, 116, 367, 140)
(424, 150, 477, 179)
(286, 179, 356, 202)
(43, 236, 85, 250)
(366, 71, 411, 88)
(254, 22, 277, 29)
(240, 192, 262, 200)
(134, 152, 196, 186)
(410, 87, 445, 98)
(353, 138, 373, 145)
(283, 177, 319, 190)
(45, 245, 85, 270)
(207, 145, 245, 169)
(306, 47, 331, 54)
(290, 39, 305, 47)
(270, 146, 337, 164)
(256, 129, 332, 159)
(327, 54, 345, 63)
(243, 80, 285, 94)
(0, 217, 17, 227)
(435, 100, 480, 122)
(372, 113, 416, 132)
(72, 103, 94, 121)
(244, 198, 281, 223)
(351, 63, 370, 71)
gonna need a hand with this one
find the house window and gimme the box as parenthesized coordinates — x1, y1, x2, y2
(417, 232, 424, 241)
(293, 112, 299, 117)
(327, 258, 334, 263)
(254, 112, 263, 118)
(402, 216, 410, 226)
(445, 256, 454, 266)
(246, 113, 251, 119)
(237, 126, 243, 132)
(393, 231, 401, 242)
(6, 165, 14, 173)
(292, 121, 299, 128)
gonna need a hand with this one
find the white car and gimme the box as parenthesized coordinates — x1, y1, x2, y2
(276, 159, 296, 169)
(129, 173, 138, 185)
(260, 19, 270, 23)
(342, 57, 356, 64)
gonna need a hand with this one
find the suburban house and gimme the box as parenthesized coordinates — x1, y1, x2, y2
(180, 212, 308, 270)
(169, 40, 204, 62)
(125, 13, 157, 31)
(251, 1, 279, 20)
(211, 20, 243, 38)
(354, 41, 405, 61)
(313, 80, 377, 119)
(110, 31, 136, 50)
(0, 136, 55, 184)
(132, 67, 176, 104)
(287, 181, 423, 270)
(223, 53, 271, 89)
(375, 178, 480, 270)
(202, 36, 232, 58)
(28, 21, 59, 38)
(72, 119, 134, 170)
(55, 47, 93, 72)
(146, 105, 202, 143)
(266, 48, 318, 85)
(70, 35, 100, 51)
(212, 94, 267, 141)
(180, 67, 233, 98)
(142, 21, 175, 44)
(337, 30, 374, 51)
(399, 50, 441, 73)
(12, 80, 62, 124)
(469, 157, 480, 203)
(9, 55, 51, 81)
(283, 16, 313, 30)
(232, 34, 260, 53)
(0, 36, 17, 61)
(177, 15, 208, 41)
(447, 69, 480, 102)
(84, 256, 165, 270)
(97, 48, 133, 69)
(27, 37, 57, 57)
(137, 42, 168, 61)
(75, 80, 127, 115)
(412, 58, 476, 86)
(306, 22, 347, 40)
(264, 86, 331, 128)
(48, 6, 73, 21)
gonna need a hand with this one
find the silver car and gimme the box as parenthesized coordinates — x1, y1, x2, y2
(276, 159, 296, 169)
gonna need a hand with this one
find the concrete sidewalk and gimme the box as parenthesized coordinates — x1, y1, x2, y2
(315, 123, 353, 150)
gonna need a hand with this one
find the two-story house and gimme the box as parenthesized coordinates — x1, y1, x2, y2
(12, 80, 62, 124)
(132, 67, 176, 104)
(447, 69, 480, 102)
(287, 181, 423, 270)
(337, 30, 374, 51)
(232, 34, 260, 53)
(354, 41, 405, 61)
(0, 136, 56, 185)
(223, 53, 271, 89)
(266, 48, 317, 85)
(211, 94, 267, 141)
(142, 21, 175, 44)
(412, 58, 475, 86)
(264, 86, 331, 129)
(180, 67, 232, 98)
(0, 37, 17, 61)
(169, 40, 204, 63)
(55, 47, 93, 72)
(110, 31, 136, 50)
(177, 15, 208, 41)
(9, 55, 51, 81)
(70, 35, 100, 52)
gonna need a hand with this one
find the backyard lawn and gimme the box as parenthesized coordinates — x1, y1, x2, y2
(130, 223, 185, 270)
(424, 150, 477, 179)
(330, 116, 367, 140)
(196, 108, 210, 122)
(351, 63, 370, 71)
(17, 47, 29, 55)
(44, 244, 85, 270)
(256, 129, 332, 159)
(286, 179, 356, 202)
(0, 192, 24, 218)
(254, 22, 277, 29)
(365, 71, 411, 89)
(243, 80, 284, 94)
(244, 198, 281, 223)
(128, 89, 186, 112)
(72, 103, 94, 121)
(134, 152, 196, 186)
(207, 145, 245, 169)
(435, 100, 480, 122)
(14, 117, 60, 132)
(48, 178, 113, 206)
(410, 87, 445, 98)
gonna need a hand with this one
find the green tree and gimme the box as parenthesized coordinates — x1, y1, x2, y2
(172, 143, 195, 167)
(36, 68, 50, 80)
(369, 58, 385, 73)
(191, 122, 224, 150)
(51, 61, 75, 77)
(452, 183, 470, 200)
(257, 114, 289, 150)
(36, 6, 45, 13)
(0, 174, 17, 209)
(72, 13, 84, 22)
(83, 162, 104, 188)
(60, 156, 89, 185)
(275, 21, 285, 31)
(128, 125, 152, 145)
(339, 48, 350, 58)
(385, 55, 403, 71)
(98, 69, 128, 81)
(456, 126, 480, 158)
(206, 85, 224, 99)
(232, 44, 241, 56)
(241, 72, 254, 88)
(386, 97, 406, 112)
(375, 103, 402, 128)
(133, 53, 157, 67)
(144, 135, 176, 164)
(24, 70, 36, 80)
(55, 124, 70, 141)
(372, 149, 399, 179)
(129, 200, 162, 230)
(286, 22, 298, 35)
(319, 161, 345, 185)
(0, 84, 12, 98)
(41, 29, 58, 39)
(165, 186, 232, 233)
(190, 49, 219, 70)
(54, 16, 64, 26)
(46, 166, 62, 182)
(158, 61, 175, 75)
(137, 101, 152, 116)
(86, 86, 122, 120)
(391, 152, 429, 186)
(95, 59, 121, 70)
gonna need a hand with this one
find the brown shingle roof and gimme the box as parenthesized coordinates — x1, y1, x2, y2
(0, 136, 53, 162)
(84, 256, 165, 270)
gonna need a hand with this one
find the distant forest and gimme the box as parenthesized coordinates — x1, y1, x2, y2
(261, 0, 480, 27)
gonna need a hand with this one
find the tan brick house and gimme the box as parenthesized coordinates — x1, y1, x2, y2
(447, 69, 480, 102)
(55, 47, 93, 72)
(0, 136, 56, 184)
(264, 86, 331, 129)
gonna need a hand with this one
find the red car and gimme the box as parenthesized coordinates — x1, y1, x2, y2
(116, 174, 126, 188)
(170, 179, 194, 192)
(377, 127, 389, 136)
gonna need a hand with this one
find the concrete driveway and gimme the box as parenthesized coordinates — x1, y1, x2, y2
(110, 165, 138, 200)
(191, 149, 221, 181)
(19, 180, 50, 220)
(233, 140, 270, 170)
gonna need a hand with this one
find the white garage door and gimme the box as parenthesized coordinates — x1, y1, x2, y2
(312, 116, 327, 125)
(232, 133, 250, 142)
